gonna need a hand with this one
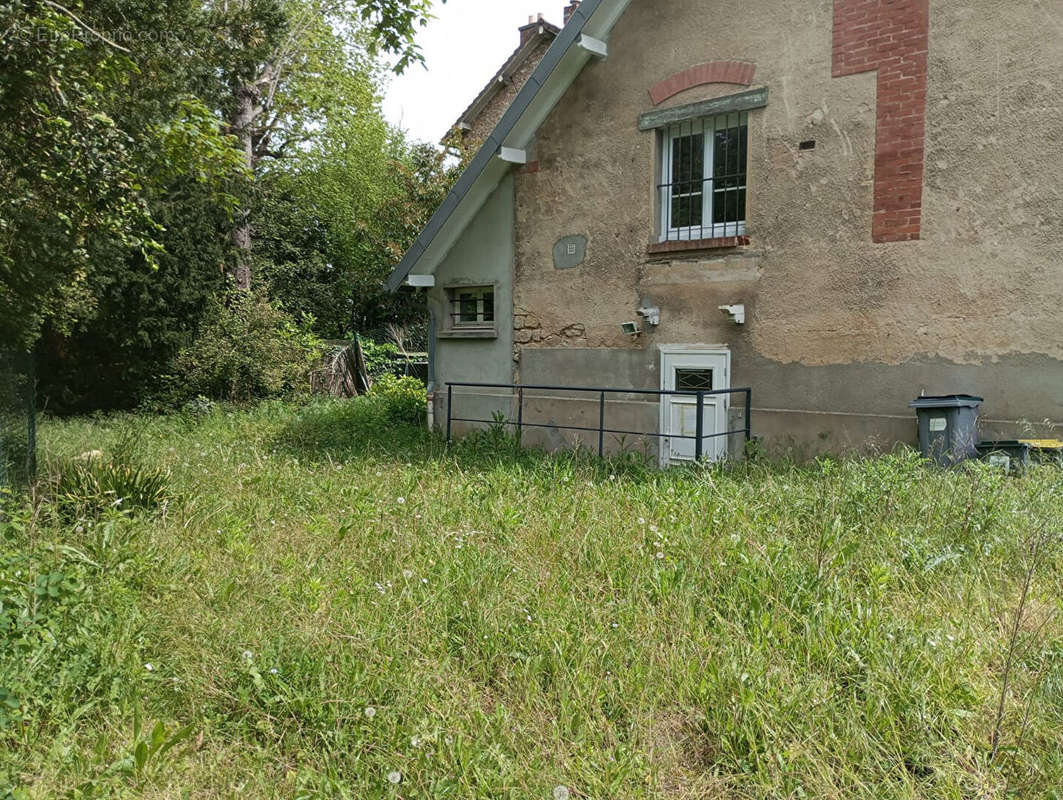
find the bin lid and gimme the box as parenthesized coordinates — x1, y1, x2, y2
(976, 440, 1033, 452)
(1019, 439, 1063, 450)
(909, 394, 984, 409)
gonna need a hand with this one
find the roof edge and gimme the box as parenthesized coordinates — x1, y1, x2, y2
(446, 24, 560, 140)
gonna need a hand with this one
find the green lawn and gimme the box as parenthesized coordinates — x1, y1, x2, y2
(2, 399, 1062, 799)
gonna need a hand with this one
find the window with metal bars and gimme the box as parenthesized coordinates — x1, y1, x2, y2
(658, 112, 748, 242)
(448, 286, 495, 328)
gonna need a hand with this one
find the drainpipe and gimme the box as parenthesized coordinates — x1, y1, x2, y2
(426, 310, 437, 430)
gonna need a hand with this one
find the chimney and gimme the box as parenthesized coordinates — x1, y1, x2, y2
(519, 13, 546, 46)
(564, 1, 580, 25)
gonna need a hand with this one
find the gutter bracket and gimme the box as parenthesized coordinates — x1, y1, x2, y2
(498, 147, 528, 165)
(578, 34, 608, 58)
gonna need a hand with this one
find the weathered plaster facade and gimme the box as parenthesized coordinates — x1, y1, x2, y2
(501, 0, 1063, 453)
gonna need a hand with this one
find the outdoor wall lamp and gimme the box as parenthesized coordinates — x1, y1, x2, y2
(637, 306, 661, 326)
(719, 304, 746, 325)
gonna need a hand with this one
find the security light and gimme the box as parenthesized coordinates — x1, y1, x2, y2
(621, 321, 641, 337)
(718, 304, 746, 324)
(637, 306, 661, 326)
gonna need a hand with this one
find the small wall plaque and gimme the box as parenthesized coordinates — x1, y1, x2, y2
(553, 235, 587, 270)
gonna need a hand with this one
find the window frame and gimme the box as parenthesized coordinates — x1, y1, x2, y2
(444, 284, 496, 333)
(658, 112, 748, 243)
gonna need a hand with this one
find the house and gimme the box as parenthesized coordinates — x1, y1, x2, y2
(444, 10, 565, 154)
(390, 0, 1063, 464)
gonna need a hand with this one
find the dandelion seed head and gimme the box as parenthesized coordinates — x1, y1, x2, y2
(387, 770, 402, 784)
(656, 551, 665, 560)
(364, 706, 376, 719)
(396, 497, 406, 505)
(403, 569, 413, 579)
(242, 650, 253, 661)
(553, 786, 571, 800)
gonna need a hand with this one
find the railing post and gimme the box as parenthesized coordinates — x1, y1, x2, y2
(516, 387, 524, 448)
(598, 391, 606, 458)
(695, 391, 705, 462)
(25, 348, 35, 481)
(744, 389, 752, 444)
(446, 384, 453, 443)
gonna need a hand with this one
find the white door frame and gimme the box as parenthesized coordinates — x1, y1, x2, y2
(658, 345, 731, 467)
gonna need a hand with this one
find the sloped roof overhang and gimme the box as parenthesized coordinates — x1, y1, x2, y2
(387, 0, 630, 291)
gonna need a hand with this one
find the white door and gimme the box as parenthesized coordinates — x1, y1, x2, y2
(659, 348, 730, 466)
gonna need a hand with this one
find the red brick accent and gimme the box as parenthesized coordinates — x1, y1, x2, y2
(833, 0, 929, 243)
(649, 61, 757, 106)
(518, 160, 541, 174)
(647, 236, 750, 255)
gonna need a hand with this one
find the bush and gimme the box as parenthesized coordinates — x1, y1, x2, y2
(367, 375, 426, 425)
(172, 291, 322, 404)
(358, 338, 400, 379)
(53, 453, 169, 520)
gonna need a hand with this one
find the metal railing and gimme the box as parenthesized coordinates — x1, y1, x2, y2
(445, 381, 752, 461)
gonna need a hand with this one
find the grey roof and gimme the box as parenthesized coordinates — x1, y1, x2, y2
(387, 0, 618, 292)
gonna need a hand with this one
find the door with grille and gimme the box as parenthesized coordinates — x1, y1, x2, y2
(659, 348, 730, 466)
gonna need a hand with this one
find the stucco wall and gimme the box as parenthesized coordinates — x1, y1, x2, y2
(510, 0, 1063, 453)
(423, 176, 516, 433)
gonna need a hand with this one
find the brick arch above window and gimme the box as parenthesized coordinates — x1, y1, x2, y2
(649, 61, 757, 106)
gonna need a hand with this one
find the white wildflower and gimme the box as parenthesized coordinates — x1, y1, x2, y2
(387, 770, 402, 784)
(364, 706, 376, 719)
(403, 569, 414, 579)
(655, 551, 665, 560)
(637, 517, 646, 526)
(242, 650, 253, 661)
(554, 786, 571, 800)
(144, 663, 154, 672)
(396, 497, 406, 505)
(411, 736, 421, 747)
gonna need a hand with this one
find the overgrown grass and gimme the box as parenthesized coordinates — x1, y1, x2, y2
(2, 399, 1062, 799)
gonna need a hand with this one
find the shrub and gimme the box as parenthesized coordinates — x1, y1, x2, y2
(51, 438, 169, 520)
(367, 375, 426, 425)
(173, 291, 323, 404)
(358, 338, 401, 379)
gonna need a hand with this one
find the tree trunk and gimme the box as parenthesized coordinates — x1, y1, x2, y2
(230, 83, 258, 291)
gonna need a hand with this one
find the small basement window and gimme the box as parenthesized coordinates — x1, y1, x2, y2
(448, 285, 495, 329)
(659, 111, 748, 242)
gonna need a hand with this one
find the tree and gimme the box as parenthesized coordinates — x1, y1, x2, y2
(206, 0, 443, 290)
(0, 2, 157, 349)
(255, 116, 458, 338)
(0, 1, 246, 351)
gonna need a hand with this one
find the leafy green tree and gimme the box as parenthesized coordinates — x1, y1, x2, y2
(0, 2, 158, 349)
(206, 0, 444, 290)
(256, 115, 458, 338)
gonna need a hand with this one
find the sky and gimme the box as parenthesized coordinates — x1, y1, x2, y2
(381, 0, 569, 144)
